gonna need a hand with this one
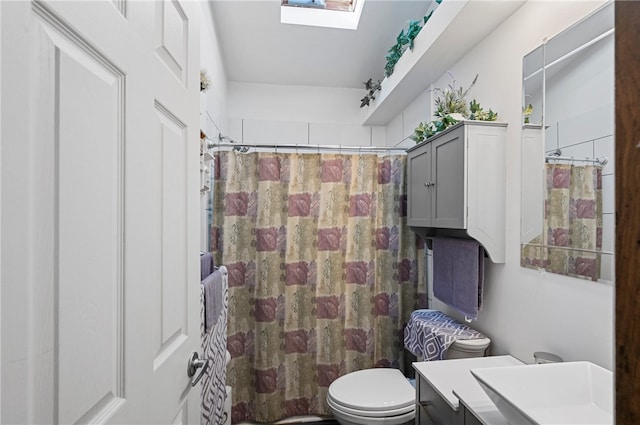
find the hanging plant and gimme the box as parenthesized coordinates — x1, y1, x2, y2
(383, 4, 440, 79)
(361, 1, 443, 108)
(360, 78, 382, 107)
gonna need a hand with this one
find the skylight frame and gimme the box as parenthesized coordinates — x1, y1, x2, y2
(281, 0, 365, 30)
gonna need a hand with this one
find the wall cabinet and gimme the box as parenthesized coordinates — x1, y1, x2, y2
(406, 121, 507, 263)
(408, 124, 466, 229)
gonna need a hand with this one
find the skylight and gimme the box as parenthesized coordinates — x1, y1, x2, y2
(281, 0, 365, 30)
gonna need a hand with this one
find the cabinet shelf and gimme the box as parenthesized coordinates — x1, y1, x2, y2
(360, 0, 525, 126)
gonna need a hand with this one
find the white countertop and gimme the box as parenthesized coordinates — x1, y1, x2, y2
(412, 355, 524, 422)
(454, 385, 512, 425)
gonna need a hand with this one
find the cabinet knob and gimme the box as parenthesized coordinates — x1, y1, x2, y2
(424, 181, 429, 187)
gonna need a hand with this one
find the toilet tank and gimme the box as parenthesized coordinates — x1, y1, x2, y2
(446, 337, 491, 359)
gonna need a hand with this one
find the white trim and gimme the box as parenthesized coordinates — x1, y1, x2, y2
(0, 0, 3, 418)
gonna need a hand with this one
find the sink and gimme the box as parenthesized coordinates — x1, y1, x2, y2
(470, 361, 613, 425)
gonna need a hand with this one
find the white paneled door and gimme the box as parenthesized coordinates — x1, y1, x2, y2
(1, 1, 201, 423)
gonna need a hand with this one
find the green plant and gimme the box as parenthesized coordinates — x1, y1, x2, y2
(410, 115, 460, 142)
(469, 99, 498, 121)
(522, 103, 533, 123)
(200, 69, 211, 92)
(384, 9, 437, 78)
(433, 74, 477, 118)
(411, 74, 499, 144)
(360, 78, 381, 107)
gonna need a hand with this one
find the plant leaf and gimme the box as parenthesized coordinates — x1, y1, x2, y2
(424, 10, 433, 24)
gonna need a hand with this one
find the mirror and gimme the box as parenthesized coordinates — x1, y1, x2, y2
(520, 2, 614, 283)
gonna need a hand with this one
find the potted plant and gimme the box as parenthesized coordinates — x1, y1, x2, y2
(411, 74, 498, 143)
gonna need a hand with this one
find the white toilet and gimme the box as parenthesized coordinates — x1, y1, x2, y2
(437, 336, 491, 359)
(327, 368, 415, 425)
(327, 337, 491, 425)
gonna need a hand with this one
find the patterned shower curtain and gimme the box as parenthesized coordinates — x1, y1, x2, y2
(545, 163, 603, 280)
(522, 163, 603, 280)
(210, 150, 425, 423)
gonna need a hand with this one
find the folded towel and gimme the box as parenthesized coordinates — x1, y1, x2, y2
(432, 237, 484, 319)
(404, 309, 486, 360)
(202, 268, 225, 332)
(201, 252, 214, 281)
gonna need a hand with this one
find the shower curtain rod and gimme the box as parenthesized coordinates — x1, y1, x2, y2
(545, 155, 608, 166)
(205, 138, 408, 154)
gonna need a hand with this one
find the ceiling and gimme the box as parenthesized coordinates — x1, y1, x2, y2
(208, 0, 433, 89)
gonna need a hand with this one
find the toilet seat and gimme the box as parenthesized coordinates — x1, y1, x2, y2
(327, 368, 415, 416)
(327, 393, 414, 418)
(328, 401, 415, 425)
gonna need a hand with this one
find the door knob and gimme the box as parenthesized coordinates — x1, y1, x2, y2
(187, 351, 210, 387)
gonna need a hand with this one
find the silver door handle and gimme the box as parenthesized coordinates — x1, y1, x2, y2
(187, 351, 210, 387)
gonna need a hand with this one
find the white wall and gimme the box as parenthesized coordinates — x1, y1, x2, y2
(218, 0, 614, 369)
(227, 82, 386, 147)
(200, 1, 229, 138)
(200, 1, 229, 250)
(0, 2, 3, 418)
(389, 0, 613, 368)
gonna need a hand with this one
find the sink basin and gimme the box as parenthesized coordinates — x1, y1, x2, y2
(470, 361, 613, 425)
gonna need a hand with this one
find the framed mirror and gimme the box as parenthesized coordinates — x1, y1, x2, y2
(520, 1, 614, 283)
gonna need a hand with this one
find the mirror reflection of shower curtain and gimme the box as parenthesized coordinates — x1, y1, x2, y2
(543, 163, 603, 281)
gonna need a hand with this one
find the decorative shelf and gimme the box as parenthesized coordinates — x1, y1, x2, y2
(361, 0, 525, 126)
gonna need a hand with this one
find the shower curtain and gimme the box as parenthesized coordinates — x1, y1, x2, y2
(210, 150, 425, 423)
(545, 163, 603, 280)
(522, 163, 603, 281)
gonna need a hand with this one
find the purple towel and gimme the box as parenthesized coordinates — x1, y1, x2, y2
(200, 252, 214, 281)
(202, 269, 224, 332)
(432, 237, 484, 319)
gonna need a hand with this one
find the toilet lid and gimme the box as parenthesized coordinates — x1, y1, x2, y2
(327, 368, 415, 412)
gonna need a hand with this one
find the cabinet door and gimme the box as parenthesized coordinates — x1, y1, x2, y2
(463, 405, 484, 425)
(417, 375, 459, 425)
(431, 127, 465, 228)
(407, 142, 433, 227)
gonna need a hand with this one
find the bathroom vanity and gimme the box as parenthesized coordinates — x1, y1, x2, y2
(413, 355, 523, 425)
